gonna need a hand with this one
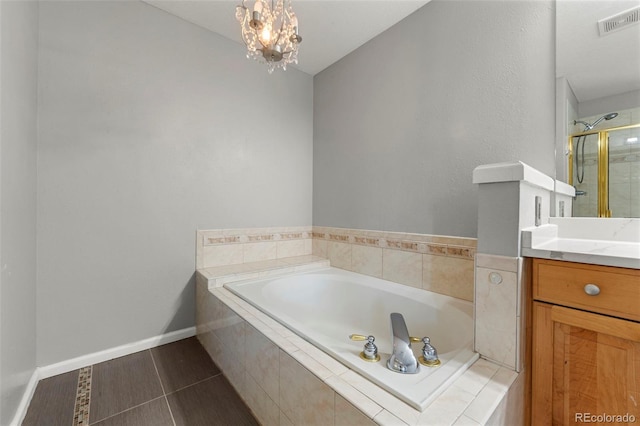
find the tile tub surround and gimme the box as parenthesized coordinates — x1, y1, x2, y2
(311, 226, 477, 302)
(474, 254, 527, 372)
(196, 266, 522, 426)
(196, 226, 313, 269)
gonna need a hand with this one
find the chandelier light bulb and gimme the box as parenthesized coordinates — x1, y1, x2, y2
(236, 0, 302, 73)
(253, 0, 263, 14)
(261, 25, 272, 44)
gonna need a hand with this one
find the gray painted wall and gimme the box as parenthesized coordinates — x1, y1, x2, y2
(313, 0, 555, 238)
(0, 1, 39, 424)
(37, 1, 313, 366)
(579, 89, 640, 118)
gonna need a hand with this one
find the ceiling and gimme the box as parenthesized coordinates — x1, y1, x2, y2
(143, 0, 430, 76)
(557, 1, 640, 103)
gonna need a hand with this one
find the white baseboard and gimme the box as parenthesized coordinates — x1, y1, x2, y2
(39, 326, 196, 380)
(10, 369, 40, 426)
(10, 326, 196, 426)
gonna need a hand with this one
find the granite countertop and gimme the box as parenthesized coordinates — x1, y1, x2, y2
(521, 218, 640, 270)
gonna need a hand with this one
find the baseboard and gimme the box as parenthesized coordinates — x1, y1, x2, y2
(10, 369, 40, 426)
(11, 326, 196, 425)
(38, 326, 196, 380)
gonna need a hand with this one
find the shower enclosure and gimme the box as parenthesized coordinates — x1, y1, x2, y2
(569, 123, 640, 218)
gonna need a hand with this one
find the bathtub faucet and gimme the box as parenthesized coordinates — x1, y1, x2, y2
(387, 313, 420, 374)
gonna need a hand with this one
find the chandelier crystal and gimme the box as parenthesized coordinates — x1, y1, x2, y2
(235, 0, 302, 73)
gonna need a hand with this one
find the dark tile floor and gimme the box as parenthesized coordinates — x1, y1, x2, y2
(23, 337, 258, 426)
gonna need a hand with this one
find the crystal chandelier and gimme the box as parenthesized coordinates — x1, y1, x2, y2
(235, 0, 302, 73)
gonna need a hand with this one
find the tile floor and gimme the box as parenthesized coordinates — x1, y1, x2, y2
(23, 337, 258, 426)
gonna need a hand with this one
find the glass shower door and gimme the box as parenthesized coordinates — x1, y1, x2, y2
(608, 126, 640, 218)
(569, 123, 640, 218)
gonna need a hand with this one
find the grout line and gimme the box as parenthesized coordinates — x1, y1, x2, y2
(89, 396, 167, 425)
(149, 349, 177, 426)
(148, 349, 167, 395)
(73, 366, 92, 426)
(163, 374, 220, 396)
(163, 395, 177, 426)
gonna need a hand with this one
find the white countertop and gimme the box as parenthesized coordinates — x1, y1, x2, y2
(522, 218, 640, 269)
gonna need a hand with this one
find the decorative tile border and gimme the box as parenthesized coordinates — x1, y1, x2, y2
(196, 227, 313, 269)
(353, 236, 380, 246)
(201, 228, 311, 246)
(73, 366, 92, 426)
(311, 226, 476, 259)
(205, 236, 242, 245)
(328, 233, 349, 242)
(426, 244, 447, 256)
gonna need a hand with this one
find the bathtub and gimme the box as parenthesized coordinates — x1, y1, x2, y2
(225, 267, 478, 411)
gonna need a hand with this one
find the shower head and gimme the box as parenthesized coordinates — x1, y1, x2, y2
(591, 112, 618, 128)
(574, 112, 618, 131)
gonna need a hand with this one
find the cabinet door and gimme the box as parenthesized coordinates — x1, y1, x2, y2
(532, 302, 640, 426)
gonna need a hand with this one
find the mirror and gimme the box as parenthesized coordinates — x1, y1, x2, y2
(556, 0, 640, 218)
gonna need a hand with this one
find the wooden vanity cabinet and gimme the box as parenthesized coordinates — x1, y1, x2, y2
(531, 259, 640, 426)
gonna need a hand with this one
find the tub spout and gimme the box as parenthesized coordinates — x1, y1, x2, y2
(387, 313, 419, 374)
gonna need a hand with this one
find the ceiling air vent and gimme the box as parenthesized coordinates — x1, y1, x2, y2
(598, 6, 640, 36)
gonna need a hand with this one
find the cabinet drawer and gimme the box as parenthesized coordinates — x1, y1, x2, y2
(533, 259, 640, 322)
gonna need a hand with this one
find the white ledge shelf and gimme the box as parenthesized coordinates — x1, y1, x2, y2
(472, 161, 554, 190)
(196, 255, 330, 288)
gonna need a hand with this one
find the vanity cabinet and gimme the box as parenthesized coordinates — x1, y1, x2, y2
(531, 258, 640, 426)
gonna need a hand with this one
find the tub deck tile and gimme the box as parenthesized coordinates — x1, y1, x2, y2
(448, 358, 500, 396)
(211, 289, 252, 318)
(462, 367, 517, 425)
(202, 256, 328, 289)
(339, 370, 420, 426)
(335, 394, 377, 426)
(280, 351, 335, 426)
(288, 348, 334, 381)
(416, 384, 476, 426)
(325, 375, 383, 420)
(373, 409, 410, 426)
(247, 309, 296, 339)
(243, 371, 280, 426)
(452, 414, 482, 425)
(230, 297, 269, 321)
(288, 337, 349, 376)
(243, 315, 299, 352)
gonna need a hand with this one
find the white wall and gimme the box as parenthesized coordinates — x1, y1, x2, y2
(0, 1, 39, 424)
(578, 89, 640, 118)
(313, 0, 556, 238)
(37, 1, 313, 366)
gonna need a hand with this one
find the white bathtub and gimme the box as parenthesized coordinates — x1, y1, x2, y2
(225, 267, 478, 411)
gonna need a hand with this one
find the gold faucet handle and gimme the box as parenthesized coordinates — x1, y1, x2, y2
(409, 336, 422, 343)
(349, 334, 368, 341)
